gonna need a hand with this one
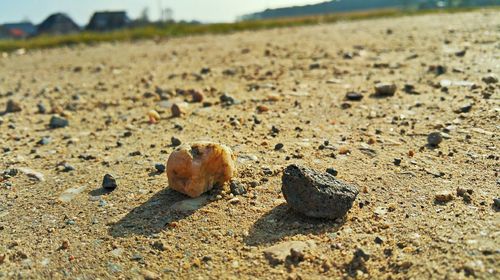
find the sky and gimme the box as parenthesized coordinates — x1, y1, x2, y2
(0, 0, 325, 25)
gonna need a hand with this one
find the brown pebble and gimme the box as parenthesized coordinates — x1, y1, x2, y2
(171, 103, 187, 117)
(190, 90, 205, 103)
(338, 146, 350, 155)
(257, 105, 269, 113)
(435, 191, 453, 203)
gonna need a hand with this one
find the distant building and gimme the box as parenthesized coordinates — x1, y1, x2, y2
(0, 22, 36, 39)
(86, 11, 130, 31)
(37, 13, 80, 35)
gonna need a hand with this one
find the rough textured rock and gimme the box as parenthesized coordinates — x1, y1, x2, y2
(167, 142, 235, 197)
(281, 164, 359, 219)
(49, 116, 69, 128)
(263, 240, 316, 265)
(374, 82, 397, 96)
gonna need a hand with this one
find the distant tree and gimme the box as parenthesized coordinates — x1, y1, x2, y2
(139, 7, 150, 22)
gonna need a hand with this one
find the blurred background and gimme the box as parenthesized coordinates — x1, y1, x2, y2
(0, 0, 498, 49)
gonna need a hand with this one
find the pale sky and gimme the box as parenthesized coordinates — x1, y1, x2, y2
(0, 0, 325, 25)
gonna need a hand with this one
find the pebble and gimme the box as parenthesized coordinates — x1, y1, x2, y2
(141, 270, 160, 280)
(49, 116, 69, 129)
(230, 180, 247, 195)
(62, 163, 75, 172)
(171, 103, 187, 117)
(345, 92, 363, 101)
(5, 99, 22, 113)
(493, 198, 500, 209)
(220, 93, 236, 105)
(102, 174, 117, 190)
(274, 143, 284, 151)
(18, 167, 45, 182)
(393, 158, 402, 166)
(167, 142, 235, 197)
(154, 163, 166, 173)
(37, 136, 51, 145)
(427, 132, 443, 146)
(374, 82, 397, 96)
(482, 73, 498, 84)
(171, 137, 182, 147)
(263, 240, 316, 265)
(434, 191, 453, 203)
(190, 90, 204, 103)
(147, 110, 160, 123)
(37, 103, 47, 114)
(325, 168, 338, 176)
(281, 164, 359, 219)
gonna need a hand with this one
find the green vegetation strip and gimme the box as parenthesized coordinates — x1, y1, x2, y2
(0, 7, 495, 52)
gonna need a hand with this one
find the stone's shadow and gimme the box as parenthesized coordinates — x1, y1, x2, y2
(89, 188, 114, 196)
(109, 188, 206, 237)
(244, 204, 344, 246)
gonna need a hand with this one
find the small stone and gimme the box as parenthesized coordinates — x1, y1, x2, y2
(374, 83, 397, 96)
(435, 191, 453, 203)
(37, 136, 51, 145)
(427, 132, 443, 146)
(102, 174, 117, 190)
(5, 99, 22, 113)
(171, 103, 187, 117)
(325, 168, 338, 177)
(281, 164, 359, 219)
(393, 158, 402, 166)
(263, 241, 316, 265)
(482, 74, 498, 84)
(230, 180, 247, 195)
(18, 167, 45, 182)
(493, 198, 500, 209)
(345, 92, 363, 101)
(374, 236, 384, 244)
(62, 163, 75, 172)
(457, 103, 473, 113)
(257, 105, 269, 113)
(60, 240, 70, 250)
(455, 49, 466, 57)
(141, 269, 160, 280)
(49, 116, 69, 129)
(155, 163, 166, 173)
(167, 142, 235, 197)
(274, 143, 284, 151)
(220, 93, 236, 105)
(171, 137, 182, 147)
(147, 110, 160, 123)
(190, 90, 204, 103)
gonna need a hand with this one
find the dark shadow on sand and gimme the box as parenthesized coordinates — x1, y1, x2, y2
(108, 188, 209, 237)
(244, 203, 344, 246)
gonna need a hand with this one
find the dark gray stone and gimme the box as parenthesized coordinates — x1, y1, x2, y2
(427, 132, 443, 146)
(230, 180, 247, 196)
(345, 92, 363, 101)
(171, 137, 182, 147)
(49, 116, 69, 129)
(281, 164, 358, 219)
(5, 100, 22, 113)
(155, 163, 166, 173)
(102, 174, 117, 190)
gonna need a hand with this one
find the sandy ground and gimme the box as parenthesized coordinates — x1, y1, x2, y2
(0, 10, 499, 279)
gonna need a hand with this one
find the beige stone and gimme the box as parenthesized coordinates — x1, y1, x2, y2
(167, 142, 235, 197)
